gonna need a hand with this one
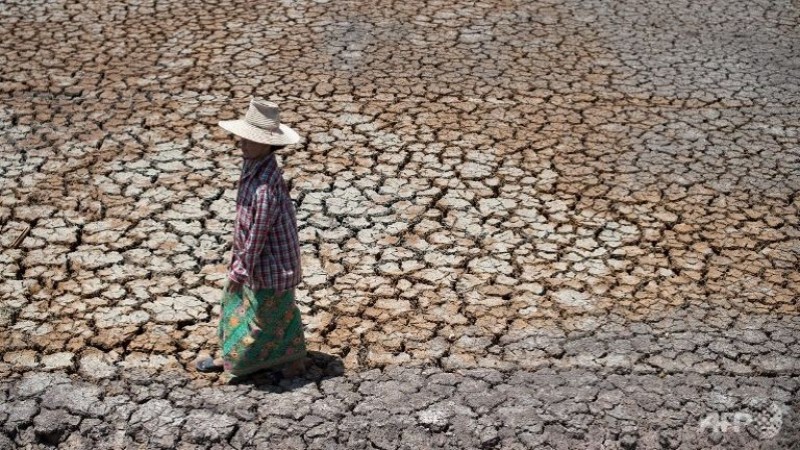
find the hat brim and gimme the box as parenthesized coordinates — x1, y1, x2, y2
(218, 120, 301, 146)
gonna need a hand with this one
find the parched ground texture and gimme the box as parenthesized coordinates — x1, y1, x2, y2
(1, 0, 799, 449)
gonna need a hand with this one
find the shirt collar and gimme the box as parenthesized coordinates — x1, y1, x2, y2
(241, 153, 276, 180)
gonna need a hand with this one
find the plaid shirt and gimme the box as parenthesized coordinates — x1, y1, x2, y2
(228, 153, 302, 291)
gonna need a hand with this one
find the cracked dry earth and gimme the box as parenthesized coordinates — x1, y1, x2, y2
(0, 0, 799, 449)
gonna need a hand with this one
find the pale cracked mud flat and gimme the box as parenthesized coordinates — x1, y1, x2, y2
(0, 0, 798, 449)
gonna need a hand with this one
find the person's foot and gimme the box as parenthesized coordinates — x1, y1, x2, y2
(195, 356, 224, 373)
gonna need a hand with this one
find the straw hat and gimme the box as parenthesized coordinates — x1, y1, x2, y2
(218, 98, 301, 146)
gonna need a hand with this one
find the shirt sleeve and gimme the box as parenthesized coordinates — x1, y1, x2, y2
(228, 186, 275, 286)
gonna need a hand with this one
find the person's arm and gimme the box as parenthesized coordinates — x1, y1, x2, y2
(228, 186, 275, 289)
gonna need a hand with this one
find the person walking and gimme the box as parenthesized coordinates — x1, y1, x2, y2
(195, 98, 307, 382)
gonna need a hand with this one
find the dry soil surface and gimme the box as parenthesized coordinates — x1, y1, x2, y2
(0, 0, 799, 449)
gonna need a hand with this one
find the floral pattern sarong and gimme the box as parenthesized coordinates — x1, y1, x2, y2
(218, 279, 306, 382)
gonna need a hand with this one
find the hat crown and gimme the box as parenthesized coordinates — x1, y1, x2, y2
(245, 99, 281, 131)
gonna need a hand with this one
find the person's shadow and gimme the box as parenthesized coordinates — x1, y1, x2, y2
(228, 351, 344, 392)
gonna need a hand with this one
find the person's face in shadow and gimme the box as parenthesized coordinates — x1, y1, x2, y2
(239, 138, 273, 159)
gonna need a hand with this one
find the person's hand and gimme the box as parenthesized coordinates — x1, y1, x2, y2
(228, 280, 243, 294)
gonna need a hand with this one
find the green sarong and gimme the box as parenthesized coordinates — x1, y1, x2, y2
(218, 280, 307, 382)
